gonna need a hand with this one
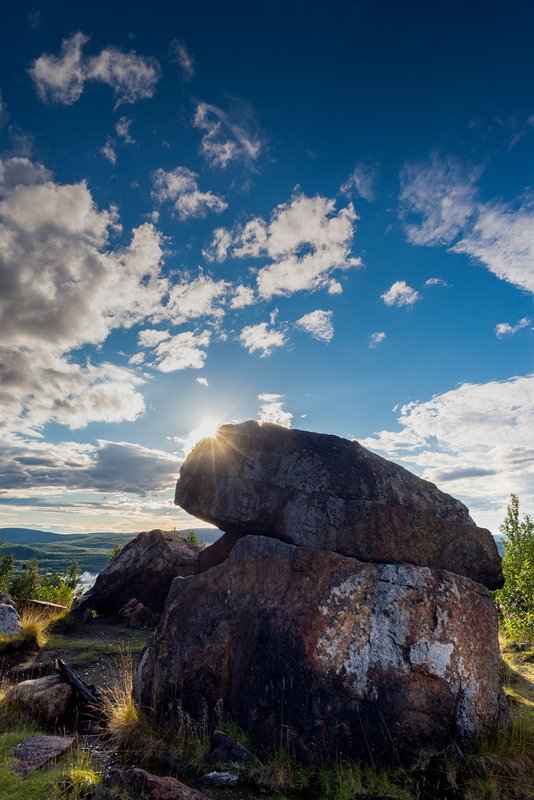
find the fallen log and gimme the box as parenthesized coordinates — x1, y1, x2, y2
(54, 658, 103, 709)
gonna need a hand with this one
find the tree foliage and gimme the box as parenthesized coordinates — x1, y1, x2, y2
(8, 558, 80, 607)
(494, 494, 534, 642)
(0, 538, 14, 593)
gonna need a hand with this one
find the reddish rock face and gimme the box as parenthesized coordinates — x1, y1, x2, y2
(72, 529, 199, 618)
(175, 421, 503, 589)
(136, 536, 507, 764)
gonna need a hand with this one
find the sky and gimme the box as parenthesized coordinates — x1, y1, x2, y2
(0, 0, 533, 535)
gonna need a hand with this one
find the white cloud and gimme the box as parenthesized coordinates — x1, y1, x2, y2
(208, 194, 361, 299)
(229, 285, 255, 309)
(196, 377, 209, 387)
(425, 277, 449, 287)
(203, 227, 232, 262)
(165, 275, 228, 324)
(193, 99, 264, 168)
(116, 116, 134, 144)
(453, 198, 534, 294)
(381, 280, 420, 307)
(0, 349, 145, 435)
(295, 309, 334, 342)
(369, 331, 386, 347)
(257, 393, 293, 427)
(359, 373, 534, 528)
(0, 436, 176, 493)
(495, 317, 532, 338)
(137, 329, 170, 348)
(399, 152, 480, 245)
(152, 330, 211, 372)
(30, 32, 160, 106)
(240, 321, 286, 357)
(327, 279, 343, 295)
(0, 157, 51, 195)
(152, 166, 227, 220)
(100, 138, 117, 164)
(341, 161, 379, 201)
(170, 39, 194, 81)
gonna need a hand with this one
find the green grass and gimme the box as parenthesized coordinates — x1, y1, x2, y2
(44, 631, 149, 664)
(0, 728, 98, 800)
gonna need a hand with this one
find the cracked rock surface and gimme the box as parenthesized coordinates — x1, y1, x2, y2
(136, 535, 507, 763)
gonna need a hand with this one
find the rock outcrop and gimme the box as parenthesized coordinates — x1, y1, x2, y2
(176, 421, 503, 589)
(136, 536, 507, 763)
(72, 529, 199, 620)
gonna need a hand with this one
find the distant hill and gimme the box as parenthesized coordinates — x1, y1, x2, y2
(0, 527, 221, 575)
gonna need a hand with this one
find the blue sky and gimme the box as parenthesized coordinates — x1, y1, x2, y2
(1, 0, 533, 535)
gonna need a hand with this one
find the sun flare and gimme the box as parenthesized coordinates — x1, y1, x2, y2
(184, 416, 222, 452)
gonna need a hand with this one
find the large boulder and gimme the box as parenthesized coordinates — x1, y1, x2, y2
(176, 421, 503, 589)
(136, 536, 507, 764)
(72, 529, 199, 619)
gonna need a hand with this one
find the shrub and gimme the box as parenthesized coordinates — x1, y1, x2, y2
(494, 494, 534, 642)
(8, 559, 81, 608)
(0, 539, 14, 593)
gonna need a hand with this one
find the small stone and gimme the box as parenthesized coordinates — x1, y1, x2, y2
(12, 735, 74, 776)
(0, 603, 22, 636)
(207, 730, 260, 767)
(201, 770, 239, 786)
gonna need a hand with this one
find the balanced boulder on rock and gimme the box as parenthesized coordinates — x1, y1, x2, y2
(176, 421, 503, 588)
(136, 535, 507, 763)
(72, 529, 199, 620)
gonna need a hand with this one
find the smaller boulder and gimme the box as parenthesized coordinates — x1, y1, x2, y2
(118, 598, 159, 628)
(0, 603, 22, 637)
(109, 767, 210, 799)
(12, 735, 74, 776)
(206, 730, 260, 767)
(4, 675, 73, 722)
(72, 529, 199, 620)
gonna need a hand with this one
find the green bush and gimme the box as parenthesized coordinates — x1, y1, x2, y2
(0, 539, 14, 593)
(8, 559, 81, 608)
(494, 495, 534, 642)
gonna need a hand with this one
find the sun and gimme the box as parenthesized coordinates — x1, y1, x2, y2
(184, 416, 222, 452)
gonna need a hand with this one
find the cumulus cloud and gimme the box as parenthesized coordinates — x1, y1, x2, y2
(341, 161, 379, 201)
(453, 198, 534, 294)
(359, 373, 534, 527)
(193, 99, 264, 168)
(369, 331, 386, 347)
(229, 285, 255, 309)
(495, 317, 532, 338)
(207, 193, 361, 299)
(399, 152, 481, 246)
(0, 437, 176, 494)
(196, 377, 209, 387)
(151, 330, 211, 372)
(257, 393, 293, 427)
(240, 320, 286, 357)
(295, 309, 334, 342)
(381, 280, 420, 307)
(137, 329, 170, 348)
(30, 32, 160, 106)
(0, 348, 145, 436)
(152, 166, 227, 220)
(0, 156, 51, 195)
(170, 39, 194, 81)
(165, 275, 229, 324)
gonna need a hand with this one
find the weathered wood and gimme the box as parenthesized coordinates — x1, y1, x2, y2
(54, 658, 103, 708)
